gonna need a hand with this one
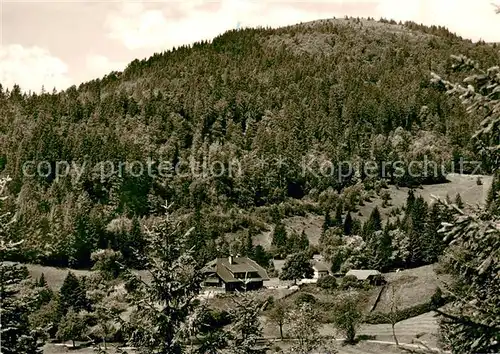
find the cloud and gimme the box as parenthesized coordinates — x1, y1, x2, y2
(0, 44, 71, 93)
(104, 0, 346, 51)
(376, 0, 500, 41)
(106, 0, 500, 52)
(86, 54, 127, 79)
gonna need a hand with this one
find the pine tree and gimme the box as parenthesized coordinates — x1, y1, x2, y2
(271, 222, 287, 256)
(58, 272, 89, 316)
(455, 193, 464, 209)
(363, 207, 382, 240)
(298, 230, 309, 251)
(333, 202, 343, 227)
(343, 212, 353, 235)
(119, 202, 205, 354)
(37, 273, 47, 288)
(322, 208, 332, 232)
(0, 178, 44, 353)
(228, 295, 266, 354)
(56, 307, 87, 348)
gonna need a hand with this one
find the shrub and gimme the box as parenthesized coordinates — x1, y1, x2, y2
(316, 275, 337, 290)
(200, 309, 231, 333)
(340, 275, 362, 290)
(294, 293, 317, 306)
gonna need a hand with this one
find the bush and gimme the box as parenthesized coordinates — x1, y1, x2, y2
(200, 309, 232, 333)
(316, 275, 337, 290)
(294, 293, 317, 306)
(340, 275, 363, 290)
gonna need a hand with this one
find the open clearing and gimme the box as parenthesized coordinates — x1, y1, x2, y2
(254, 173, 492, 247)
(372, 264, 450, 312)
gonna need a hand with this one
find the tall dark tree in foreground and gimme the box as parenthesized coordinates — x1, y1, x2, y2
(0, 177, 44, 353)
(343, 212, 353, 235)
(120, 202, 204, 354)
(432, 47, 500, 353)
(228, 294, 266, 354)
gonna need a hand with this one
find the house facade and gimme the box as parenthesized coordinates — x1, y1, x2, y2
(312, 261, 330, 279)
(202, 256, 269, 292)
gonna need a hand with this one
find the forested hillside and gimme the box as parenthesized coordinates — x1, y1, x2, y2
(0, 17, 499, 268)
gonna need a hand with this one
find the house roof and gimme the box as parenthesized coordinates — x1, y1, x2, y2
(345, 269, 382, 280)
(312, 261, 330, 272)
(203, 257, 269, 283)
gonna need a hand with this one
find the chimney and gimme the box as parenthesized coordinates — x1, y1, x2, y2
(228, 255, 233, 265)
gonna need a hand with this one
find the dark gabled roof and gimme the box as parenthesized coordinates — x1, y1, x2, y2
(202, 257, 269, 283)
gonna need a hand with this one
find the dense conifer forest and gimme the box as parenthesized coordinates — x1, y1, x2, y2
(0, 17, 499, 268)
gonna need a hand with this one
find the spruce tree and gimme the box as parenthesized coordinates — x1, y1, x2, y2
(455, 193, 464, 209)
(58, 272, 88, 316)
(363, 207, 382, 239)
(228, 295, 266, 354)
(343, 212, 353, 235)
(298, 230, 309, 251)
(0, 178, 44, 353)
(422, 203, 445, 263)
(119, 203, 205, 354)
(271, 222, 287, 256)
(322, 208, 332, 232)
(333, 202, 344, 227)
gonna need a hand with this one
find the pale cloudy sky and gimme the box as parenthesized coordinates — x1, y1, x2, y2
(0, 0, 499, 93)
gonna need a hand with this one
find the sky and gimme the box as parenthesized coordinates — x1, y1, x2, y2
(0, 0, 499, 93)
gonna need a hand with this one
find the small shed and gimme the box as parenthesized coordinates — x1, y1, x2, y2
(345, 269, 385, 285)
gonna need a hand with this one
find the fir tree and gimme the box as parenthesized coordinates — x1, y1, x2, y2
(422, 203, 445, 263)
(37, 273, 47, 288)
(56, 308, 87, 348)
(455, 193, 464, 209)
(271, 222, 287, 256)
(119, 202, 205, 354)
(487, 171, 500, 215)
(363, 207, 382, 239)
(333, 202, 344, 227)
(298, 230, 309, 251)
(252, 245, 271, 268)
(322, 208, 332, 232)
(58, 272, 89, 317)
(228, 295, 266, 354)
(405, 189, 416, 213)
(343, 212, 353, 235)
(0, 178, 44, 354)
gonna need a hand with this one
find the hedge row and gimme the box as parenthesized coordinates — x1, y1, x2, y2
(364, 292, 449, 324)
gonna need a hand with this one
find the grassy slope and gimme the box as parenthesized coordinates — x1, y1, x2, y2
(254, 173, 493, 248)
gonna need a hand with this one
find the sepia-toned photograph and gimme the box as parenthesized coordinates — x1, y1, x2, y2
(0, 1, 499, 353)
